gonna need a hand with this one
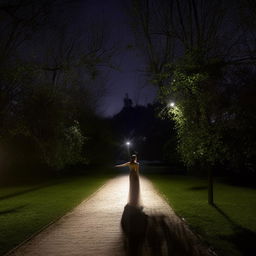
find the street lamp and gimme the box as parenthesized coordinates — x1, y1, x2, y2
(169, 101, 175, 107)
(125, 141, 131, 156)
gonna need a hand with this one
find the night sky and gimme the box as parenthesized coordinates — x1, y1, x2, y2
(72, 0, 157, 117)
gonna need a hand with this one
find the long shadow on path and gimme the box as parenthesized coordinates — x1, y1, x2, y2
(121, 204, 210, 256)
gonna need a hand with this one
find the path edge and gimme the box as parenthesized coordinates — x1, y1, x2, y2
(144, 175, 218, 256)
(3, 177, 114, 256)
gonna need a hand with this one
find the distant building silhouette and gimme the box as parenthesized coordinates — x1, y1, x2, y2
(124, 93, 133, 108)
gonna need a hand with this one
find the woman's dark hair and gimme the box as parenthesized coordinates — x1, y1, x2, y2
(130, 154, 137, 163)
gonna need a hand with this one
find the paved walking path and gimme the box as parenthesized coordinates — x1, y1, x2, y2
(7, 175, 212, 256)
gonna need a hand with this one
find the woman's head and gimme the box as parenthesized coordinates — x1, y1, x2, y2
(130, 154, 137, 163)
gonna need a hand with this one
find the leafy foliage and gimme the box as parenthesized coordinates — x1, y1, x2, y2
(159, 55, 227, 167)
(0, 1, 114, 177)
(44, 121, 86, 169)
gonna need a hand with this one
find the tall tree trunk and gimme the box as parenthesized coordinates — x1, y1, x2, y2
(208, 165, 214, 205)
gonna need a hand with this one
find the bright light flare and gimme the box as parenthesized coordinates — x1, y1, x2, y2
(169, 102, 175, 107)
(126, 141, 131, 146)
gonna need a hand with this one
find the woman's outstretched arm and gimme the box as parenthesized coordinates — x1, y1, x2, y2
(115, 162, 130, 167)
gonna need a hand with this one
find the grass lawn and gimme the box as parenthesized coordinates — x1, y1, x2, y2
(148, 174, 256, 256)
(0, 173, 111, 255)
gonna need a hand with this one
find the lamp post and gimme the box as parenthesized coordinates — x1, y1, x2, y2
(126, 141, 131, 156)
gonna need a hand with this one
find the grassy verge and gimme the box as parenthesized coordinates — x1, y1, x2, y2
(0, 173, 111, 255)
(147, 174, 256, 256)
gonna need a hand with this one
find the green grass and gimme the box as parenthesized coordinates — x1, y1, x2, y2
(0, 174, 111, 255)
(148, 174, 256, 256)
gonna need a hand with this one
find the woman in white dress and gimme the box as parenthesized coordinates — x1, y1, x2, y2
(115, 154, 140, 207)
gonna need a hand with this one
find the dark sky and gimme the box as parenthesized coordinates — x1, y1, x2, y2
(75, 0, 157, 117)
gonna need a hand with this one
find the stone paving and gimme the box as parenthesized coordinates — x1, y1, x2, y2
(7, 175, 212, 256)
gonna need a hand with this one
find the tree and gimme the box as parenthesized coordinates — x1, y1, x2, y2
(0, 0, 57, 130)
(160, 55, 227, 204)
(221, 66, 256, 176)
(0, 0, 55, 60)
(0, 0, 115, 176)
(130, 0, 256, 204)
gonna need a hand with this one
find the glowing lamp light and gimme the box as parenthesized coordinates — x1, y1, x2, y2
(169, 102, 175, 107)
(126, 141, 131, 146)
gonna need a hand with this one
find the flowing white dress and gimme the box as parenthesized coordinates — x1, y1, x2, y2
(128, 162, 140, 206)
